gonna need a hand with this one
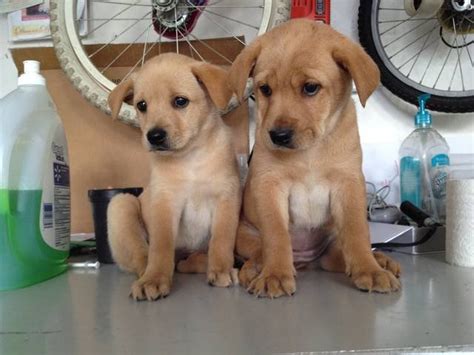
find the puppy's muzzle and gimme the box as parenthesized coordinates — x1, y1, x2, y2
(147, 128, 169, 151)
(269, 128, 294, 148)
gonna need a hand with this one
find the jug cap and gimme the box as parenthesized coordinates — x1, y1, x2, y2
(18, 60, 45, 86)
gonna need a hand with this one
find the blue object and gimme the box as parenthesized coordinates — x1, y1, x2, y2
(399, 94, 450, 223)
(415, 93, 432, 128)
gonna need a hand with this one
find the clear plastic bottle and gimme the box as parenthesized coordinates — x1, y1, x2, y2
(0, 61, 70, 290)
(399, 94, 450, 223)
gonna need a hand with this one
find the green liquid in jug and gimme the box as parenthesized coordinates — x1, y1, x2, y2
(0, 189, 68, 290)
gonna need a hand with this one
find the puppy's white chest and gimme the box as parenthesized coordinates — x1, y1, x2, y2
(176, 192, 213, 252)
(289, 182, 330, 229)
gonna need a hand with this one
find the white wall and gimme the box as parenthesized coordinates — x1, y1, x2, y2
(1, 0, 473, 204)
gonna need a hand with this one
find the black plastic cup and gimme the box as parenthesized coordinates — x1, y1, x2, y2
(88, 187, 143, 264)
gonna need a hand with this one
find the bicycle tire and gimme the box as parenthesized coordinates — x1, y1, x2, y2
(49, 0, 291, 126)
(358, 0, 474, 113)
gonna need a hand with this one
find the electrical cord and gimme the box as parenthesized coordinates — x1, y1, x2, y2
(440, 27, 473, 49)
(366, 182, 401, 224)
(371, 201, 443, 250)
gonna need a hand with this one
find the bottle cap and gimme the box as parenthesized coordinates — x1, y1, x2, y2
(415, 93, 432, 127)
(18, 60, 46, 86)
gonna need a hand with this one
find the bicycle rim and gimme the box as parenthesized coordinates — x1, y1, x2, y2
(359, 0, 474, 113)
(50, 0, 291, 125)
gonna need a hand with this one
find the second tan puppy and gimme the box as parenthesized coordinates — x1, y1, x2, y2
(229, 20, 401, 298)
(107, 53, 240, 301)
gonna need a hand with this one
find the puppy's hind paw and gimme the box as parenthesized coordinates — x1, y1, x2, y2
(239, 260, 260, 288)
(130, 275, 171, 301)
(373, 251, 401, 278)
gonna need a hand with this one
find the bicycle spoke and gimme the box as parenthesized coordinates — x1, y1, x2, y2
(178, 5, 263, 8)
(208, 0, 226, 5)
(122, 25, 169, 82)
(380, 14, 417, 36)
(78, 18, 153, 21)
(406, 29, 437, 76)
(176, 27, 205, 61)
(101, 17, 157, 73)
(450, 17, 465, 91)
(185, 0, 246, 46)
(89, 10, 152, 58)
(379, 18, 439, 23)
(174, 6, 179, 54)
(420, 34, 444, 84)
(432, 35, 455, 89)
(159, 22, 162, 55)
(463, 15, 474, 24)
(88, 0, 143, 36)
(203, 9, 260, 30)
(389, 22, 438, 60)
(91, 0, 149, 6)
(141, 20, 152, 67)
(461, 22, 473, 66)
(182, 22, 196, 59)
(187, 32, 233, 64)
(382, 18, 436, 47)
(395, 25, 437, 70)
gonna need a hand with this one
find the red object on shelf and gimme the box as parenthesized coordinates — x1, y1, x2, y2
(290, 0, 331, 24)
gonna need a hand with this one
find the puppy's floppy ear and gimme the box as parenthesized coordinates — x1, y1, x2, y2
(192, 63, 232, 111)
(108, 74, 135, 119)
(332, 37, 380, 107)
(229, 40, 262, 102)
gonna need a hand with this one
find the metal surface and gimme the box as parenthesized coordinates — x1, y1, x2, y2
(395, 226, 446, 254)
(369, 221, 415, 245)
(1, 253, 473, 354)
(369, 222, 446, 254)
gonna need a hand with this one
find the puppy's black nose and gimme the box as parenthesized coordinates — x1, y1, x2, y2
(147, 128, 168, 149)
(269, 128, 294, 147)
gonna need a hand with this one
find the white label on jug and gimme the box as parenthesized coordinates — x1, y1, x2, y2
(39, 125, 70, 251)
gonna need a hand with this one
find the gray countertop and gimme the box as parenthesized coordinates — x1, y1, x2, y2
(1, 253, 473, 354)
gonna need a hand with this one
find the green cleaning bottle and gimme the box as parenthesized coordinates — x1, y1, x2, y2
(0, 61, 70, 291)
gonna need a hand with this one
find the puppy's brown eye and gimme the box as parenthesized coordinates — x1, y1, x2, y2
(259, 84, 272, 97)
(174, 96, 189, 108)
(303, 82, 320, 96)
(136, 100, 147, 112)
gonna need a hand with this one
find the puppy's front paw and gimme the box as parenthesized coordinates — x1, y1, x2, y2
(248, 267, 296, 299)
(130, 274, 172, 301)
(373, 251, 401, 278)
(207, 268, 238, 287)
(352, 268, 401, 293)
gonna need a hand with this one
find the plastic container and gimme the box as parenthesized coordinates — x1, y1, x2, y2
(88, 188, 143, 264)
(399, 94, 450, 223)
(0, 61, 70, 291)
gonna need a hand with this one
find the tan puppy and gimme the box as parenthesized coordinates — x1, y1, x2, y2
(107, 53, 240, 301)
(229, 19, 401, 298)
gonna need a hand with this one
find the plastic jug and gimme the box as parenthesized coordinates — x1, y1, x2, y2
(399, 94, 450, 223)
(0, 61, 70, 290)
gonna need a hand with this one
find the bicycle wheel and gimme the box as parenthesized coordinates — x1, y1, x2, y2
(358, 0, 474, 113)
(50, 0, 291, 126)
